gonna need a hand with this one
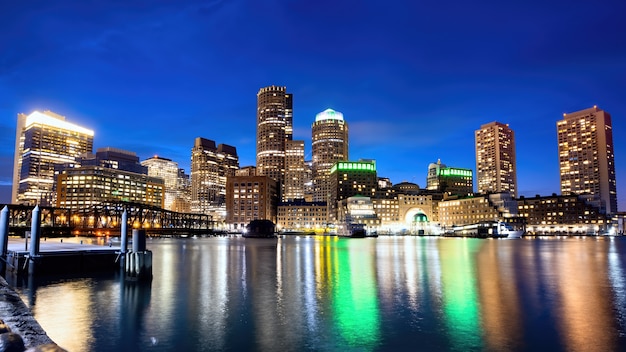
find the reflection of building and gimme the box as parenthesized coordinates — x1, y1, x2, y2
(284, 140, 305, 201)
(517, 194, 610, 234)
(427, 160, 473, 196)
(557, 106, 617, 214)
(276, 200, 328, 232)
(191, 137, 239, 219)
(13, 110, 94, 205)
(256, 85, 292, 197)
(438, 193, 518, 227)
(225, 175, 278, 230)
(475, 121, 517, 197)
(312, 109, 349, 202)
(142, 156, 180, 210)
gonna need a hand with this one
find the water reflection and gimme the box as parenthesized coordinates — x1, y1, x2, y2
(10, 236, 626, 351)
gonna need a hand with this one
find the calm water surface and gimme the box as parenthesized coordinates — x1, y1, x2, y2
(12, 236, 626, 351)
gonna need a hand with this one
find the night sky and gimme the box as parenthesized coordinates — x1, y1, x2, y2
(1, 0, 625, 210)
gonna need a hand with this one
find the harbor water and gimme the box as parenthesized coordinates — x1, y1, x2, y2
(11, 236, 626, 351)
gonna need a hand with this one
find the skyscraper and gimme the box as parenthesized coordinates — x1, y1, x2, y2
(256, 86, 292, 197)
(312, 109, 349, 202)
(284, 140, 305, 201)
(475, 121, 517, 197)
(142, 156, 180, 210)
(557, 106, 617, 214)
(426, 160, 473, 196)
(12, 110, 94, 205)
(191, 137, 239, 218)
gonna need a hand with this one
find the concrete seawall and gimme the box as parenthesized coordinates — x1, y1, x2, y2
(0, 276, 58, 350)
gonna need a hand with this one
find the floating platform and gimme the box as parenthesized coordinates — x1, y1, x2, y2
(4, 238, 120, 276)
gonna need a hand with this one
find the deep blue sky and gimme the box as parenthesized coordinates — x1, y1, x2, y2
(1, 0, 625, 210)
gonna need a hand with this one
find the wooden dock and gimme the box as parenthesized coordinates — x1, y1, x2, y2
(5, 238, 121, 276)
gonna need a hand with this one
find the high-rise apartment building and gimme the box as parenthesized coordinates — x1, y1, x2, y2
(312, 109, 349, 202)
(12, 110, 94, 205)
(475, 121, 517, 197)
(557, 106, 617, 214)
(256, 86, 293, 197)
(191, 137, 239, 218)
(142, 156, 180, 210)
(284, 140, 305, 201)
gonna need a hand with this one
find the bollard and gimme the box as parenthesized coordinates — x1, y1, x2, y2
(132, 229, 146, 252)
(29, 205, 41, 257)
(120, 210, 128, 254)
(0, 206, 9, 258)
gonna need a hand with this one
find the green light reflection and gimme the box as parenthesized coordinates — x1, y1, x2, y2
(332, 240, 381, 349)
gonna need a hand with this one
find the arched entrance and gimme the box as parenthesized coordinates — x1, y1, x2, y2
(404, 208, 429, 235)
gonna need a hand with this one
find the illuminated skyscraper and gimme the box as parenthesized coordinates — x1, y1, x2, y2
(284, 140, 305, 201)
(312, 109, 349, 202)
(141, 156, 180, 210)
(427, 160, 473, 196)
(191, 137, 239, 219)
(12, 110, 94, 205)
(256, 86, 293, 197)
(557, 106, 617, 214)
(475, 121, 517, 197)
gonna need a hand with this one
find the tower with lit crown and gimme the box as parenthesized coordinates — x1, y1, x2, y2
(12, 110, 94, 205)
(312, 109, 349, 202)
(558, 106, 617, 214)
(475, 121, 517, 197)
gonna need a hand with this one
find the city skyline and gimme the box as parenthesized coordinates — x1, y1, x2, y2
(1, 1, 625, 210)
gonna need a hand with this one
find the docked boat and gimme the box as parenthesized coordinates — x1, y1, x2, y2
(338, 222, 367, 238)
(243, 220, 277, 238)
(443, 221, 522, 238)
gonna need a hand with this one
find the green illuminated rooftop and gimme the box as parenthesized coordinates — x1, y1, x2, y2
(330, 161, 376, 174)
(438, 167, 472, 177)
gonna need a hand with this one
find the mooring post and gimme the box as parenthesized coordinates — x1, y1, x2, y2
(0, 206, 10, 274)
(120, 210, 128, 254)
(126, 229, 152, 281)
(0, 206, 9, 258)
(29, 205, 41, 257)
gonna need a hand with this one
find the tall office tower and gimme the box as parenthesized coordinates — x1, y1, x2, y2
(284, 140, 305, 201)
(191, 137, 239, 217)
(142, 156, 180, 210)
(12, 110, 94, 205)
(312, 109, 349, 202)
(256, 86, 293, 197)
(557, 106, 617, 214)
(475, 121, 517, 197)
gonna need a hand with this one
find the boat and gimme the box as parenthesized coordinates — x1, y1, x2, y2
(443, 221, 522, 238)
(243, 220, 277, 238)
(338, 222, 367, 238)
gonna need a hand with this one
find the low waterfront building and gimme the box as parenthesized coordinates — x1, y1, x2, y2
(517, 194, 611, 235)
(56, 166, 164, 210)
(225, 175, 278, 231)
(276, 200, 328, 233)
(438, 193, 518, 228)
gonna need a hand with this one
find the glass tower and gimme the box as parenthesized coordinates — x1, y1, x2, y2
(12, 110, 94, 205)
